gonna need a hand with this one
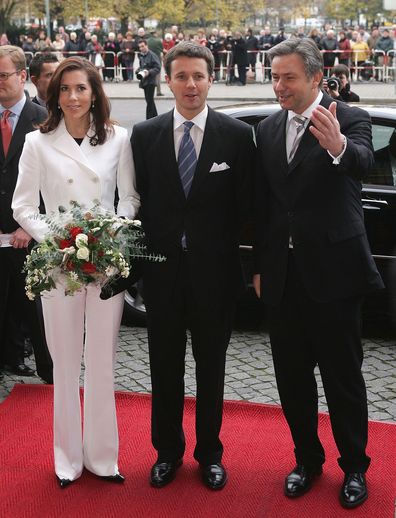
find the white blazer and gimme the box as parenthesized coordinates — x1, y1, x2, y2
(12, 119, 140, 243)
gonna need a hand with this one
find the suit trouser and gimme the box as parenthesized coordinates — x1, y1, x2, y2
(268, 252, 370, 473)
(143, 85, 158, 120)
(145, 252, 234, 465)
(41, 282, 124, 480)
(0, 247, 38, 366)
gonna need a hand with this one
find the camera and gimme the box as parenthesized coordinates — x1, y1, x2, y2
(327, 76, 341, 91)
(136, 69, 148, 80)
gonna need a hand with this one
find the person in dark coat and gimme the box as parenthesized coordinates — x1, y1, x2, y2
(245, 28, 259, 77)
(0, 46, 48, 380)
(320, 29, 339, 73)
(136, 39, 161, 119)
(254, 38, 383, 510)
(231, 32, 248, 85)
(130, 41, 255, 491)
(103, 32, 120, 81)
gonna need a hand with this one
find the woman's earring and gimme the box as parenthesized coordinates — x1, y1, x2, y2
(91, 100, 95, 109)
(58, 104, 61, 110)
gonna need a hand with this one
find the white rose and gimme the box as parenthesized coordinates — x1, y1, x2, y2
(132, 219, 142, 227)
(105, 266, 118, 277)
(60, 246, 76, 255)
(75, 233, 89, 248)
(76, 247, 90, 260)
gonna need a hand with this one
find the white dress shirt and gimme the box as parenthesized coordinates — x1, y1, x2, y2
(173, 105, 208, 159)
(0, 94, 26, 133)
(286, 91, 347, 165)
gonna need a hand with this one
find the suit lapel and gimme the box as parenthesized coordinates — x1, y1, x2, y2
(51, 119, 99, 180)
(5, 101, 36, 163)
(288, 93, 333, 174)
(272, 110, 288, 173)
(159, 110, 186, 200)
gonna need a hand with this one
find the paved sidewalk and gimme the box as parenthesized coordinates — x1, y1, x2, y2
(1, 325, 395, 423)
(24, 79, 396, 103)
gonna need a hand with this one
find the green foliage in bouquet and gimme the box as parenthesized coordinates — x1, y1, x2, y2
(24, 202, 165, 299)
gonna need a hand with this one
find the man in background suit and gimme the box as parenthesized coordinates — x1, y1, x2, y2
(29, 53, 59, 108)
(253, 38, 384, 509)
(0, 46, 48, 379)
(131, 42, 255, 489)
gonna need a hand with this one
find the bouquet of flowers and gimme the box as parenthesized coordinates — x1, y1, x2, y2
(24, 202, 165, 300)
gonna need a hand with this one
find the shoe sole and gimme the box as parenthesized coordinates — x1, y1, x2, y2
(339, 492, 368, 509)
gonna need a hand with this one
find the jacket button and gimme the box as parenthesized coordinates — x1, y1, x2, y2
(0, 190, 6, 194)
(1, 168, 6, 174)
(288, 211, 294, 218)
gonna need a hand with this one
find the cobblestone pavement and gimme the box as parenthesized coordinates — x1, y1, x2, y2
(1, 325, 395, 423)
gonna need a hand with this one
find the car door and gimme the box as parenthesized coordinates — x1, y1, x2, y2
(362, 116, 396, 330)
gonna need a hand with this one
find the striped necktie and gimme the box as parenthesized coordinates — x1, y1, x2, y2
(178, 121, 197, 197)
(1, 110, 12, 156)
(288, 115, 307, 163)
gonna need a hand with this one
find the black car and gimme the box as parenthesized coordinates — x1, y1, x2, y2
(124, 103, 396, 335)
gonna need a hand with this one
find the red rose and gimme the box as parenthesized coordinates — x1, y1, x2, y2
(69, 226, 83, 239)
(59, 239, 72, 249)
(88, 234, 98, 244)
(82, 262, 96, 274)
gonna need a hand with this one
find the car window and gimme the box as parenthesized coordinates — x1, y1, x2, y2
(365, 123, 396, 187)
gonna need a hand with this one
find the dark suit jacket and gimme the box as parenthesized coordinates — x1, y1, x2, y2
(131, 107, 255, 310)
(254, 92, 384, 306)
(0, 99, 47, 233)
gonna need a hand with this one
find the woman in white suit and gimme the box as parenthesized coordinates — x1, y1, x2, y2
(12, 57, 140, 488)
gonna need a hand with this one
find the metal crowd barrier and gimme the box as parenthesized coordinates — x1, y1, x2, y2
(23, 48, 395, 84)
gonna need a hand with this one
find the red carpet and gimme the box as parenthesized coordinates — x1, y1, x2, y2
(0, 384, 395, 518)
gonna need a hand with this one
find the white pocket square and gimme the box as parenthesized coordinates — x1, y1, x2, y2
(209, 162, 230, 172)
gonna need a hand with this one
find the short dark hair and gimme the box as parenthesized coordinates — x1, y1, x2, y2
(331, 63, 350, 80)
(268, 38, 323, 80)
(164, 41, 214, 77)
(41, 57, 113, 145)
(29, 53, 59, 78)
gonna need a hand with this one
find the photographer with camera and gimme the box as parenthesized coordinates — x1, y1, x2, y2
(136, 40, 161, 119)
(324, 64, 360, 103)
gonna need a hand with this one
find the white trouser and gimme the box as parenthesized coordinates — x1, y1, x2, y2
(41, 282, 124, 480)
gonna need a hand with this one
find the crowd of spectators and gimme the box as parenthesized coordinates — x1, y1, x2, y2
(2, 22, 395, 84)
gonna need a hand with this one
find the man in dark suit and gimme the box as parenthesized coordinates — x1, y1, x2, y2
(253, 38, 384, 509)
(131, 42, 255, 489)
(29, 53, 59, 108)
(0, 46, 48, 379)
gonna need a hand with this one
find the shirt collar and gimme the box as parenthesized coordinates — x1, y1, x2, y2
(0, 94, 26, 117)
(288, 90, 323, 123)
(173, 105, 208, 132)
(35, 95, 46, 107)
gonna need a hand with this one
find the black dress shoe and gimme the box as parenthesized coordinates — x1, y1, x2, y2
(100, 473, 125, 483)
(150, 459, 182, 488)
(340, 472, 368, 508)
(56, 476, 73, 489)
(200, 463, 227, 490)
(284, 465, 323, 497)
(4, 363, 35, 377)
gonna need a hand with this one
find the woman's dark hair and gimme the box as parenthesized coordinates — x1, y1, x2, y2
(40, 56, 113, 145)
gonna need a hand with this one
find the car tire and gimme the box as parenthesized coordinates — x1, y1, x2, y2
(122, 280, 147, 326)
